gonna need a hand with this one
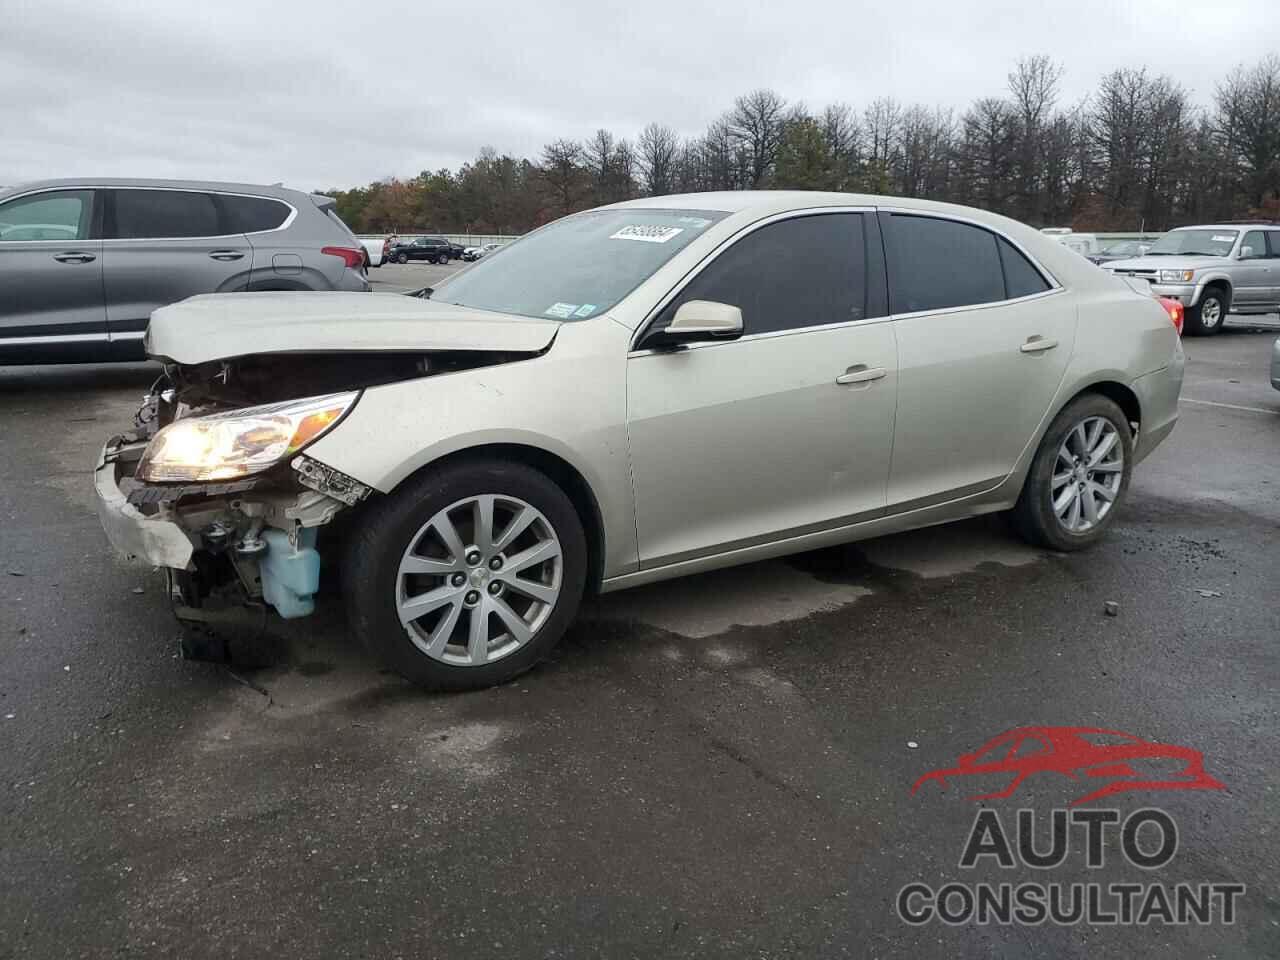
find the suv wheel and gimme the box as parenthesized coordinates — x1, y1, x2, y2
(1010, 393, 1133, 552)
(436, 253, 450, 265)
(1185, 287, 1227, 336)
(344, 459, 587, 691)
(396, 252, 408, 264)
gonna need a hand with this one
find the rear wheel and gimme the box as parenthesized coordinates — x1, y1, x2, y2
(1011, 394, 1133, 551)
(1185, 286, 1227, 336)
(436, 253, 450, 265)
(396, 252, 408, 264)
(344, 460, 587, 691)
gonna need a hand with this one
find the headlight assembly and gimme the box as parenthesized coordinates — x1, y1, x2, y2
(1159, 269, 1195, 283)
(136, 391, 358, 483)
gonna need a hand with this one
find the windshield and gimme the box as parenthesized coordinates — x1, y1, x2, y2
(1146, 229, 1237, 257)
(430, 208, 727, 319)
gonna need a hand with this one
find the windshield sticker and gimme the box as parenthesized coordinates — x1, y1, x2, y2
(574, 304, 597, 317)
(1211, 235, 1234, 242)
(544, 302, 579, 319)
(677, 216, 712, 228)
(610, 225, 684, 244)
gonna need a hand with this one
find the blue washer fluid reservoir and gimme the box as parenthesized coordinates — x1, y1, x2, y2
(259, 527, 321, 618)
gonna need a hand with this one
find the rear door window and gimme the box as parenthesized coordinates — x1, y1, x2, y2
(997, 237, 1052, 299)
(216, 194, 291, 233)
(883, 214, 1006, 314)
(0, 190, 93, 242)
(111, 189, 220, 239)
(655, 213, 884, 336)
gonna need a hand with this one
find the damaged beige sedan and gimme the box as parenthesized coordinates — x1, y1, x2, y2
(96, 192, 1185, 690)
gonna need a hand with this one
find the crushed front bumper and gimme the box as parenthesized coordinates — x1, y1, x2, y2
(94, 439, 195, 570)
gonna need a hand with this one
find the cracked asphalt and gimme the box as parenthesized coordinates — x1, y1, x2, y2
(1, 315, 1277, 958)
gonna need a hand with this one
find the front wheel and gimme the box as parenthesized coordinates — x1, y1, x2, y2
(1010, 394, 1133, 551)
(344, 460, 587, 691)
(1185, 288, 1227, 336)
(396, 252, 408, 264)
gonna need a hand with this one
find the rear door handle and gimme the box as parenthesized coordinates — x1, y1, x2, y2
(209, 250, 245, 261)
(53, 252, 95, 263)
(836, 364, 888, 385)
(1020, 336, 1059, 354)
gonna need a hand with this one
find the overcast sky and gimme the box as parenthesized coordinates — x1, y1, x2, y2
(2, 0, 1275, 191)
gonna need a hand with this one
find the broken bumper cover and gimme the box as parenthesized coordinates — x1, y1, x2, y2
(94, 440, 194, 570)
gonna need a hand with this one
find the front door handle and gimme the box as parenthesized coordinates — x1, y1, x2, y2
(1020, 336, 1059, 354)
(209, 250, 245, 261)
(836, 364, 888, 385)
(53, 252, 96, 263)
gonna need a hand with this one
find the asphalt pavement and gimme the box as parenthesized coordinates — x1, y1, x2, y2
(1, 315, 1278, 958)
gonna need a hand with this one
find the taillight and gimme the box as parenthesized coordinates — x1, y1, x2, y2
(321, 246, 364, 269)
(1157, 297, 1184, 336)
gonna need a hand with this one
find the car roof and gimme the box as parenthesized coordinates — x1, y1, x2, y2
(0, 177, 316, 203)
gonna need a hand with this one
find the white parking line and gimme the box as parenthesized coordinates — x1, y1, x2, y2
(1181, 398, 1280, 416)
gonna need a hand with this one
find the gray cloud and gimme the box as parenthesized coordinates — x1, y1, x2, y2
(2, 0, 1275, 190)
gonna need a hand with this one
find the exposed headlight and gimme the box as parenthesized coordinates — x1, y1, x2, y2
(136, 392, 358, 482)
(1159, 269, 1195, 283)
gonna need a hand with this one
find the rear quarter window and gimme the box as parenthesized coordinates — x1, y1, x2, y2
(216, 195, 291, 233)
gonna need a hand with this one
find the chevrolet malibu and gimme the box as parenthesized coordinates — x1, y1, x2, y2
(95, 192, 1185, 690)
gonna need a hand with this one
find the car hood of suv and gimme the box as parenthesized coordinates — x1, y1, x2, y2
(145, 292, 561, 365)
(1105, 255, 1227, 272)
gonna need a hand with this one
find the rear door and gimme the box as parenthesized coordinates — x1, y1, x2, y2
(0, 188, 107, 363)
(882, 212, 1076, 508)
(102, 188, 252, 353)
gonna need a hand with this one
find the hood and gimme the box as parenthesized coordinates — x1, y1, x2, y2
(1105, 255, 1227, 272)
(145, 292, 561, 365)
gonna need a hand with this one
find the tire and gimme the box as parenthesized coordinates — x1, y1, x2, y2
(396, 252, 408, 264)
(436, 253, 449, 265)
(1010, 393, 1134, 552)
(1185, 286, 1228, 336)
(344, 459, 587, 691)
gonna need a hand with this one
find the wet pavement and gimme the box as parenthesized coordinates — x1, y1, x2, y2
(1, 322, 1277, 958)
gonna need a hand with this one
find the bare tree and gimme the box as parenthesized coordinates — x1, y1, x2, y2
(539, 139, 585, 215)
(637, 122, 679, 196)
(1215, 54, 1280, 208)
(728, 89, 788, 187)
(1007, 56, 1065, 222)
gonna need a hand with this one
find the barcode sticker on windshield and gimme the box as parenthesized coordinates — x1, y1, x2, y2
(1212, 235, 1234, 242)
(610, 225, 684, 244)
(544, 302, 578, 318)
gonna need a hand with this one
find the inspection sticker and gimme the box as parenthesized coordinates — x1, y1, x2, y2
(1212, 235, 1235, 242)
(677, 216, 711, 228)
(544, 302, 579, 318)
(574, 304, 597, 317)
(609, 224, 684, 243)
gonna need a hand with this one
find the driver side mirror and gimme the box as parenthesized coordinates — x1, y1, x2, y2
(642, 300, 744, 350)
(1239, 245, 1255, 259)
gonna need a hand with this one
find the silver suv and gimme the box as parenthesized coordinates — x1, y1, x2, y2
(0, 178, 370, 364)
(1104, 224, 1280, 335)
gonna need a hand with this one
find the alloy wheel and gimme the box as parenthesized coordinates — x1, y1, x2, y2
(1201, 297, 1222, 328)
(396, 495, 563, 665)
(1051, 416, 1124, 533)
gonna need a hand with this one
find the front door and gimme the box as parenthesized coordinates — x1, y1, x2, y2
(881, 212, 1077, 508)
(102, 188, 252, 357)
(627, 211, 898, 568)
(1234, 230, 1273, 310)
(0, 188, 106, 364)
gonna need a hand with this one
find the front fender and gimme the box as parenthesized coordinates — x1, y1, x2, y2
(303, 319, 640, 577)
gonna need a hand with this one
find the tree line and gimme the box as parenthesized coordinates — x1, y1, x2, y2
(323, 54, 1280, 236)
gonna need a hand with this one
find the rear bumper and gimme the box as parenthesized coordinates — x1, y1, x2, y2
(94, 440, 194, 569)
(1131, 347, 1184, 464)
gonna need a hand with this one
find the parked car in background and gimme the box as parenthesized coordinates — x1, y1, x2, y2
(1051, 232, 1102, 259)
(95, 191, 1184, 691)
(1088, 240, 1152, 266)
(1104, 223, 1280, 335)
(359, 237, 384, 268)
(387, 236, 464, 264)
(0, 178, 369, 364)
(462, 242, 504, 261)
